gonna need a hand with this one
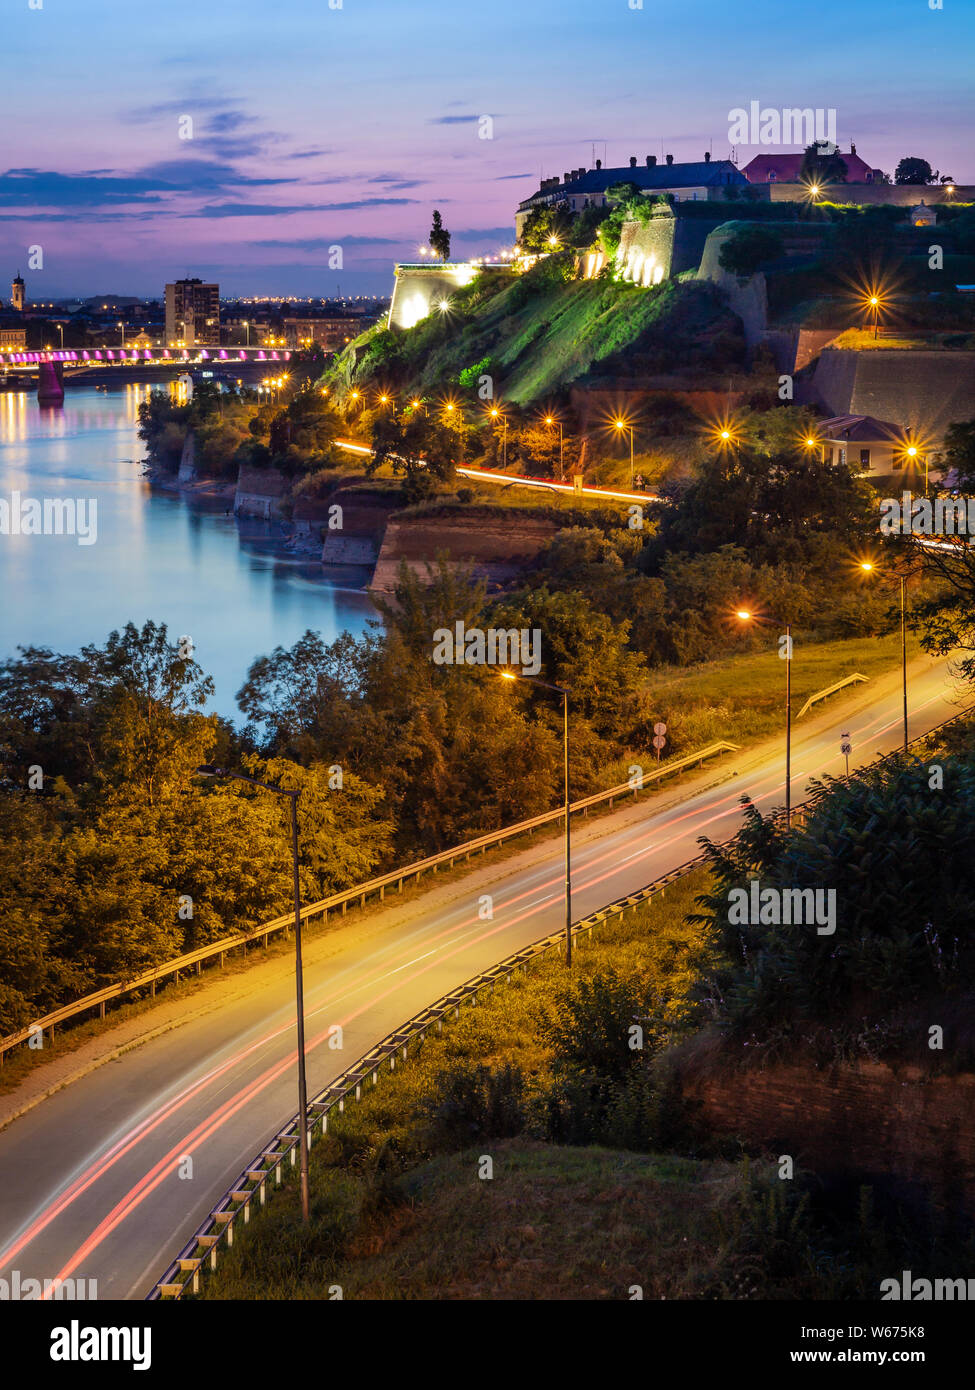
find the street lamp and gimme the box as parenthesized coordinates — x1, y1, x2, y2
(544, 414, 564, 481)
(118, 321, 126, 348)
(243, 320, 250, 348)
(195, 764, 311, 1223)
(489, 405, 508, 467)
(859, 561, 908, 752)
(499, 673, 574, 966)
(614, 417, 635, 488)
(736, 609, 793, 824)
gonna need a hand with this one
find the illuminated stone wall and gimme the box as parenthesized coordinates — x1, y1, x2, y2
(388, 263, 515, 331)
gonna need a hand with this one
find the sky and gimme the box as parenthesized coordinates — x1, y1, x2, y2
(2, 0, 973, 299)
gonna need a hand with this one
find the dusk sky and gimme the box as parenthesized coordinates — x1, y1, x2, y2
(4, 0, 973, 298)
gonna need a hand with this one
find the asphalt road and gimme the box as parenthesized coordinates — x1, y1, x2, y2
(0, 653, 966, 1300)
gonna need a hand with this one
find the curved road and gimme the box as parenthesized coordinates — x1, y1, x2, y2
(0, 653, 965, 1299)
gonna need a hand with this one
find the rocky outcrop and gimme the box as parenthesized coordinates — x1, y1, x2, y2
(234, 465, 290, 520)
(668, 1040, 975, 1217)
(370, 506, 560, 594)
(177, 429, 197, 485)
(320, 487, 403, 577)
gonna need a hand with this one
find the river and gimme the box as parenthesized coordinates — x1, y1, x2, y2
(0, 382, 376, 720)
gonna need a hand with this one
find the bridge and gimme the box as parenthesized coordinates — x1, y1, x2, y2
(0, 346, 294, 403)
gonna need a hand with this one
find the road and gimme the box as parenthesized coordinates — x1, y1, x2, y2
(0, 653, 965, 1300)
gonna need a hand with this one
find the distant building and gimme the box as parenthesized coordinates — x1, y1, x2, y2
(164, 279, 220, 348)
(908, 200, 937, 226)
(819, 414, 927, 477)
(11, 273, 25, 312)
(283, 317, 364, 352)
(742, 144, 885, 185)
(516, 153, 750, 237)
(0, 326, 27, 350)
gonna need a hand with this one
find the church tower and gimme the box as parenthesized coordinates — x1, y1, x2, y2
(11, 273, 25, 312)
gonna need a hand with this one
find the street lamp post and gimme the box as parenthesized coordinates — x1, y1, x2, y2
(500, 674, 573, 966)
(544, 416, 564, 481)
(614, 419, 635, 489)
(243, 320, 250, 348)
(489, 407, 508, 468)
(118, 321, 126, 349)
(860, 562, 908, 752)
(195, 764, 311, 1222)
(737, 610, 792, 824)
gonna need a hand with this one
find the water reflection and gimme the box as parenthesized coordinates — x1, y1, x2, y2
(0, 382, 376, 719)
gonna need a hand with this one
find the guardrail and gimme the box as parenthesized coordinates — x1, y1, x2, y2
(0, 740, 739, 1066)
(797, 673, 868, 719)
(146, 701, 975, 1301)
(146, 850, 708, 1300)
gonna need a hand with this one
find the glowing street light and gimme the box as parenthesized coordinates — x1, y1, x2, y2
(489, 404, 508, 467)
(613, 417, 635, 488)
(545, 413, 565, 480)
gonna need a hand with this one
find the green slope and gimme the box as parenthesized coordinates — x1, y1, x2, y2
(326, 263, 744, 406)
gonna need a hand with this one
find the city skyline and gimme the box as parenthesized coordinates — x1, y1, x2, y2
(3, 0, 973, 296)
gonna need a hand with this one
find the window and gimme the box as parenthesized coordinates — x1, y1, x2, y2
(859, 448, 871, 469)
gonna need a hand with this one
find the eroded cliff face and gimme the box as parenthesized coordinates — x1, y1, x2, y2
(668, 1041, 975, 1217)
(370, 508, 560, 594)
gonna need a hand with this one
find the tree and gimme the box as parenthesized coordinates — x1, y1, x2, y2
(799, 143, 848, 185)
(368, 407, 463, 501)
(895, 157, 934, 186)
(430, 210, 451, 261)
(519, 205, 572, 253)
(718, 225, 784, 278)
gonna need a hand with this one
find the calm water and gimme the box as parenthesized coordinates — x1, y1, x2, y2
(0, 383, 375, 720)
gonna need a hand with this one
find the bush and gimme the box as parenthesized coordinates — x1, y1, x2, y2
(718, 225, 785, 277)
(419, 1060, 527, 1148)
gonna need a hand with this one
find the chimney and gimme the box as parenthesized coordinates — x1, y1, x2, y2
(666, 153, 674, 166)
(629, 156, 637, 168)
(596, 158, 602, 170)
(563, 172, 570, 183)
(646, 154, 657, 168)
(850, 141, 857, 155)
(704, 151, 711, 163)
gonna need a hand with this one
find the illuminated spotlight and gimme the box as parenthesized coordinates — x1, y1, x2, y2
(438, 298, 451, 312)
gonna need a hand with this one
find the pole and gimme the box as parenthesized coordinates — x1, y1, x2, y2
(503, 418, 508, 468)
(562, 689, 572, 968)
(559, 424, 564, 482)
(629, 428, 634, 490)
(901, 576, 908, 752)
(785, 622, 792, 825)
(290, 793, 310, 1223)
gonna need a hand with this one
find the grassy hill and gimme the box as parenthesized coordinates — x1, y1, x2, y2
(325, 260, 746, 406)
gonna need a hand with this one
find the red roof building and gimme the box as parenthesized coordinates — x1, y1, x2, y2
(743, 144, 885, 184)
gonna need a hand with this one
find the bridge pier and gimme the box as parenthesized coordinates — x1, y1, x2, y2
(37, 360, 65, 405)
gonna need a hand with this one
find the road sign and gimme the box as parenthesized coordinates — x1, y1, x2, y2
(652, 735, 666, 749)
(840, 732, 852, 756)
(653, 722, 667, 735)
